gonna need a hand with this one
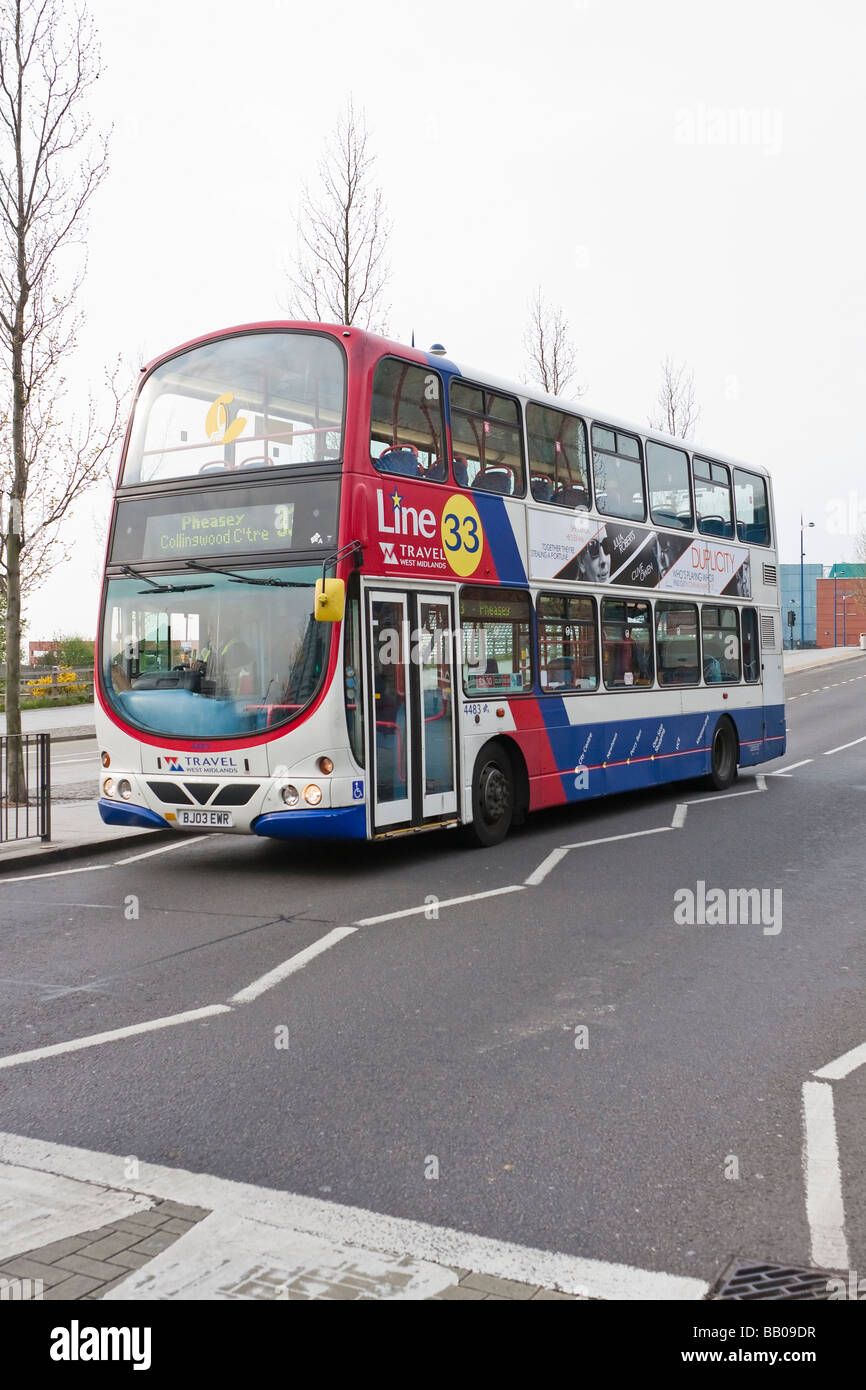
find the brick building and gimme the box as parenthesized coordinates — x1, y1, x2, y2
(816, 566, 866, 646)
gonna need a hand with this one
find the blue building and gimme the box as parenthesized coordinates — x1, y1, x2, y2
(780, 563, 822, 648)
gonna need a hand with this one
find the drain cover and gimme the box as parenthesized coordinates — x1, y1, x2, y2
(712, 1260, 840, 1300)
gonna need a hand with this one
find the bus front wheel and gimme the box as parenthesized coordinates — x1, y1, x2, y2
(464, 742, 514, 847)
(707, 716, 738, 791)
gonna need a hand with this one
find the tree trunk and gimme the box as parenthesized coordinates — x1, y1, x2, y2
(4, 522, 25, 803)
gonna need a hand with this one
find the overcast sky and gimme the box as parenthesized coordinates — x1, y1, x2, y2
(25, 0, 866, 637)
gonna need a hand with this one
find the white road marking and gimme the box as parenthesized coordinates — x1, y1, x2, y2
(230, 928, 357, 1002)
(0, 833, 214, 884)
(0, 1131, 709, 1301)
(0, 1165, 154, 1263)
(685, 786, 765, 805)
(563, 825, 673, 850)
(769, 759, 813, 776)
(823, 735, 866, 757)
(524, 848, 571, 887)
(355, 885, 525, 926)
(671, 803, 688, 828)
(114, 836, 210, 864)
(0, 1005, 232, 1070)
(802, 1080, 849, 1269)
(756, 774, 767, 791)
(813, 1040, 866, 1082)
(0, 863, 105, 885)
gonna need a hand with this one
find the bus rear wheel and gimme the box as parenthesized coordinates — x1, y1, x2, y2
(464, 742, 514, 847)
(707, 716, 738, 791)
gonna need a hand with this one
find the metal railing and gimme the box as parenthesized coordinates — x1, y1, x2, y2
(0, 733, 51, 843)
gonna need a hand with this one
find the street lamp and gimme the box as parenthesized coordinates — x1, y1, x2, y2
(800, 514, 815, 648)
(841, 592, 853, 646)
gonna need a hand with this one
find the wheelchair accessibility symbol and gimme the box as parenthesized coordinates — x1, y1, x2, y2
(352, 780, 364, 800)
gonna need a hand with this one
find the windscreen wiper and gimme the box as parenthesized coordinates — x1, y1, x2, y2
(120, 564, 213, 593)
(183, 560, 306, 588)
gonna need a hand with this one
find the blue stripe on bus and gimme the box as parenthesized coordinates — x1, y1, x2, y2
(98, 798, 170, 830)
(530, 701, 785, 804)
(252, 805, 367, 840)
(472, 491, 527, 585)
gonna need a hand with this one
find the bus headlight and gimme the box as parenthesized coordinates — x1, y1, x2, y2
(280, 784, 299, 807)
(303, 783, 322, 806)
(117, 779, 133, 801)
(103, 777, 115, 797)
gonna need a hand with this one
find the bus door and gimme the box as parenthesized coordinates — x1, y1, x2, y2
(366, 589, 458, 832)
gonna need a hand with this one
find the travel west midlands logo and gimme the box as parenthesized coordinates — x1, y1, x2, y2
(375, 487, 484, 576)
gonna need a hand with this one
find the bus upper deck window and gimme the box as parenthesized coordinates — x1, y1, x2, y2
(370, 359, 446, 481)
(694, 457, 734, 539)
(734, 468, 770, 546)
(592, 425, 645, 523)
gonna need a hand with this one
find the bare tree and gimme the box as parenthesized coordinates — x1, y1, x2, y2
(0, 0, 123, 802)
(287, 99, 391, 331)
(649, 356, 700, 439)
(522, 288, 582, 397)
(850, 531, 866, 624)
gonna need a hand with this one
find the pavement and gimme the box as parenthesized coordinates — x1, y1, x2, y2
(781, 645, 865, 674)
(0, 1135, 587, 1301)
(0, 703, 96, 735)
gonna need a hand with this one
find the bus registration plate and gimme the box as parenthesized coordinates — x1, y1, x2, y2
(177, 810, 233, 828)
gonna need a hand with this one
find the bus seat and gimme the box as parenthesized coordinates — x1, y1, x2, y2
(424, 715, 452, 787)
(374, 446, 421, 477)
(554, 485, 589, 509)
(472, 470, 511, 495)
(452, 454, 470, 487)
(531, 475, 554, 502)
(423, 687, 445, 719)
(738, 523, 767, 544)
(699, 517, 732, 538)
(546, 657, 573, 686)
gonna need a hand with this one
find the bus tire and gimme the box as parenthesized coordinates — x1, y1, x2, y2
(707, 716, 738, 791)
(464, 742, 515, 847)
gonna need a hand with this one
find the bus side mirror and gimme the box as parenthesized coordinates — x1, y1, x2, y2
(314, 577, 345, 622)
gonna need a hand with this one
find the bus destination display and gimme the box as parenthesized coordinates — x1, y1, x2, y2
(110, 480, 338, 564)
(143, 501, 294, 556)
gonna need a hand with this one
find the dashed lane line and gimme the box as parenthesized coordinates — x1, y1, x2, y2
(769, 759, 813, 777)
(0, 1005, 232, 1070)
(229, 927, 357, 1002)
(0, 834, 213, 882)
(525, 824, 674, 889)
(813, 1040, 866, 1082)
(114, 836, 210, 864)
(355, 884, 525, 927)
(823, 735, 866, 757)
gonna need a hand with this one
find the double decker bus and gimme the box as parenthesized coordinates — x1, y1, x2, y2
(95, 322, 785, 847)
